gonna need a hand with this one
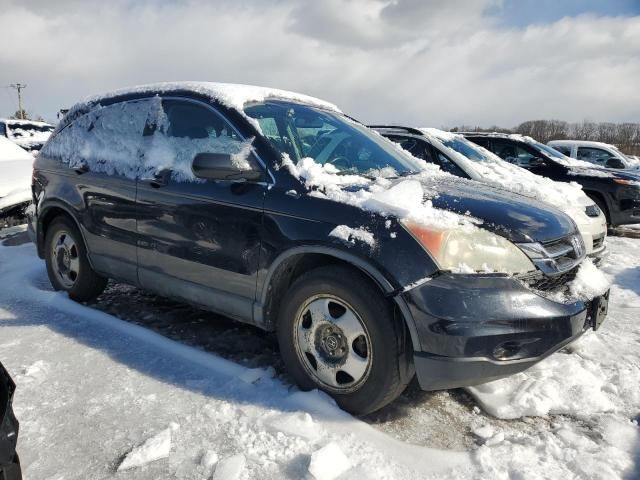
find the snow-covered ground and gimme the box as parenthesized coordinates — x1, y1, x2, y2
(0, 231, 638, 479)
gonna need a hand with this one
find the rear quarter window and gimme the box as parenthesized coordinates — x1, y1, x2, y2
(41, 99, 153, 178)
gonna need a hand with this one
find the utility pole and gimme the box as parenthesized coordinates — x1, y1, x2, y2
(9, 83, 27, 119)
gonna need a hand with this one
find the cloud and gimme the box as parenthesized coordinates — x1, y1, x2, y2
(0, 0, 638, 127)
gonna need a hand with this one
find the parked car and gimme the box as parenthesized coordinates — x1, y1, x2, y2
(372, 126, 607, 259)
(29, 83, 609, 414)
(0, 118, 55, 153)
(548, 140, 640, 170)
(462, 132, 640, 227)
(0, 137, 34, 220)
(0, 361, 21, 480)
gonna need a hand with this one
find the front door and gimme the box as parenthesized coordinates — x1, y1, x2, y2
(136, 98, 267, 321)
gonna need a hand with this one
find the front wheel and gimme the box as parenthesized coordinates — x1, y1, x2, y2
(44, 217, 107, 301)
(277, 266, 413, 415)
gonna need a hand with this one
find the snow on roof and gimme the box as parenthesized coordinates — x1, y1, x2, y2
(81, 82, 342, 115)
(0, 118, 53, 128)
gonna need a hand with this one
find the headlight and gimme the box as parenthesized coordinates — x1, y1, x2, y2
(401, 220, 535, 275)
(613, 178, 640, 187)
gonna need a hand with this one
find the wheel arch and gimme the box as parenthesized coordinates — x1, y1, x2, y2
(37, 202, 91, 263)
(256, 246, 421, 350)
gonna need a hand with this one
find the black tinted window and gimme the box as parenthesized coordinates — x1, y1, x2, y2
(552, 145, 571, 156)
(143, 100, 260, 181)
(491, 140, 538, 167)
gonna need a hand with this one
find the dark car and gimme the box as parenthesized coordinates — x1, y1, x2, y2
(28, 83, 608, 414)
(0, 362, 21, 480)
(462, 132, 640, 227)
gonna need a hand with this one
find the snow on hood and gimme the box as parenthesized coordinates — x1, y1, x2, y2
(281, 154, 477, 232)
(420, 129, 596, 216)
(281, 153, 577, 243)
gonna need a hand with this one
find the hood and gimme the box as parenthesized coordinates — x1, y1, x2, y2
(411, 176, 576, 243)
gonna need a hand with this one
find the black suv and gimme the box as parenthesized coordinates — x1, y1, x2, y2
(29, 83, 608, 414)
(463, 132, 640, 227)
(0, 362, 20, 480)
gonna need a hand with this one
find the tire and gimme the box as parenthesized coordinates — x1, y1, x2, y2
(277, 265, 414, 415)
(44, 216, 107, 301)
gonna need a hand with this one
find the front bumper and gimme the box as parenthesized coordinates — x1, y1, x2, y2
(402, 272, 603, 390)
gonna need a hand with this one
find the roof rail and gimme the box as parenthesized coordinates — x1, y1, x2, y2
(367, 125, 425, 136)
(457, 131, 511, 137)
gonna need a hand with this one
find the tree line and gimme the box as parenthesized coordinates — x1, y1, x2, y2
(452, 120, 640, 156)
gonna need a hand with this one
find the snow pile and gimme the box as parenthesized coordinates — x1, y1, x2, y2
(117, 427, 172, 471)
(467, 344, 615, 419)
(308, 442, 352, 480)
(212, 454, 246, 480)
(0, 137, 33, 211)
(329, 225, 376, 248)
(567, 258, 611, 301)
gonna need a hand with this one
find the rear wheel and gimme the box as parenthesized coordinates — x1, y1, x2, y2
(44, 217, 107, 301)
(277, 265, 413, 415)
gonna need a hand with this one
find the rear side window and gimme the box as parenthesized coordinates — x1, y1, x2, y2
(143, 99, 260, 181)
(491, 139, 538, 167)
(552, 144, 571, 156)
(576, 147, 613, 164)
(41, 99, 153, 178)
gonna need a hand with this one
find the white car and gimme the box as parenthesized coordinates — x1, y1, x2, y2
(0, 118, 55, 153)
(0, 137, 34, 217)
(374, 127, 608, 259)
(548, 140, 639, 170)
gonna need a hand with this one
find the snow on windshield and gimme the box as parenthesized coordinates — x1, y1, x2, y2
(421, 129, 596, 213)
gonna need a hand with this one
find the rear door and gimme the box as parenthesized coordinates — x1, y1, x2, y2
(38, 99, 153, 282)
(136, 98, 267, 321)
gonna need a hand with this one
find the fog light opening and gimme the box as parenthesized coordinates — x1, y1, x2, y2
(493, 341, 522, 360)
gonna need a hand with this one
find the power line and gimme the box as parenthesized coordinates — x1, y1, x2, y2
(9, 83, 27, 119)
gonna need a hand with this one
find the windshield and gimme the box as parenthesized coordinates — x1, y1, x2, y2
(439, 136, 490, 162)
(530, 141, 567, 160)
(244, 101, 424, 177)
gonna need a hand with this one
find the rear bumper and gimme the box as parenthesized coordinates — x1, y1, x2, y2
(401, 272, 601, 390)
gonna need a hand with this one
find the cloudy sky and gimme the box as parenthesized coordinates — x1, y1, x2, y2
(0, 0, 639, 127)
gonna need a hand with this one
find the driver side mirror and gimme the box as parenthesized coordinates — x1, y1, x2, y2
(192, 152, 262, 181)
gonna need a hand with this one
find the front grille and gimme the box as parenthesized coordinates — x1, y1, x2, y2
(518, 267, 579, 293)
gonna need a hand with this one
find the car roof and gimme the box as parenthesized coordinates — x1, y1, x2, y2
(548, 139, 620, 150)
(57, 81, 342, 135)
